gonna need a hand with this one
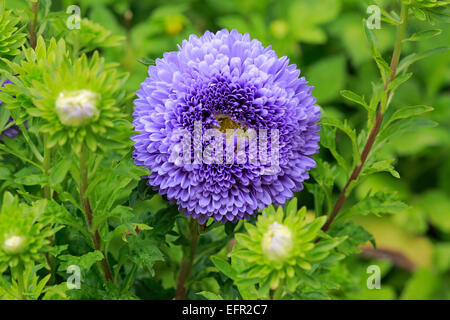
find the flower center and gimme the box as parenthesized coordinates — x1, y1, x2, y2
(55, 89, 100, 127)
(215, 115, 245, 133)
(2, 235, 26, 254)
(262, 222, 293, 261)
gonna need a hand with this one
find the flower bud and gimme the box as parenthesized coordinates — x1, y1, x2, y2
(262, 222, 293, 261)
(55, 90, 100, 127)
(2, 235, 26, 254)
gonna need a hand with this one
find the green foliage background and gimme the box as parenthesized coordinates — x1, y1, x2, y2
(0, 0, 449, 300)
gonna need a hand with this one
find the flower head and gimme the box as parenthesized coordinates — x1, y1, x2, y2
(0, 193, 55, 271)
(132, 29, 320, 224)
(2, 37, 129, 153)
(231, 198, 343, 292)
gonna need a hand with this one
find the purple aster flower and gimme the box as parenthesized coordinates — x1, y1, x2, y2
(0, 79, 20, 139)
(132, 29, 320, 224)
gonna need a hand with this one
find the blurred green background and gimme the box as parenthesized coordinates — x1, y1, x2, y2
(7, 0, 450, 299)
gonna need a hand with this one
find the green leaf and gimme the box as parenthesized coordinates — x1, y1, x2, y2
(340, 90, 370, 111)
(364, 20, 378, 51)
(127, 238, 164, 276)
(196, 291, 224, 300)
(373, 51, 392, 85)
(58, 250, 104, 273)
(237, 284, 259, 300)
(403, 29, 442, 42)
(387, 72, 413, 91)
(377, 118, 437, 148)
(0, 167, 11, 180)
(49, 159, 72, 187)
(14, 173, 47, 186)
(0, 104, 11, 132)
(398, 47, 450, 73)
(340, 191, 408, 220)
(329, 221, 375, 255)
(137, 57, 155, 66)
(362, 159, 400, 179)
(320, 126, 348, 173)
(286, 197, 298, 217)
(299, 216, 327, 242)
(210, 256, 236, 280)
(235, 276, 261, 286)
(385, 105, 434, 127)
(410, 7, 426, 21)
(321, 116, 360, 166)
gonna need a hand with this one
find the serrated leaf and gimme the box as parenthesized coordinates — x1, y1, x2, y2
(58, 250, 104, 272)
(362, 159, 400, 179)
(128, 238, 164, 276)
(340, 191, 408, 220)
(329, 221, 375, 255)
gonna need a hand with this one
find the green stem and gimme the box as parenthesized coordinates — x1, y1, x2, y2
(79, 143, 113, 282)
(14, 264, 26, 300)
(388, 4, 409, 85)
(175, 219, 199, 300)
(43, 134, 51, 200)
(29, 0, 39, 49)
(42, 134, 55, 282)
(321, 3, 409, 233)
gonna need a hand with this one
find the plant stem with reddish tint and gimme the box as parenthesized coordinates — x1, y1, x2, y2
(322, 3, 409, 233)
(175, 219, 199, 300)
(79, 143, 114, 282)
(29, 1, 39, 49)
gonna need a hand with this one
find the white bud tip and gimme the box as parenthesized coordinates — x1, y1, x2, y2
(2, 235, 26, 254)
(55, 89, 100, 127)
(262, 222, 293, 261)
